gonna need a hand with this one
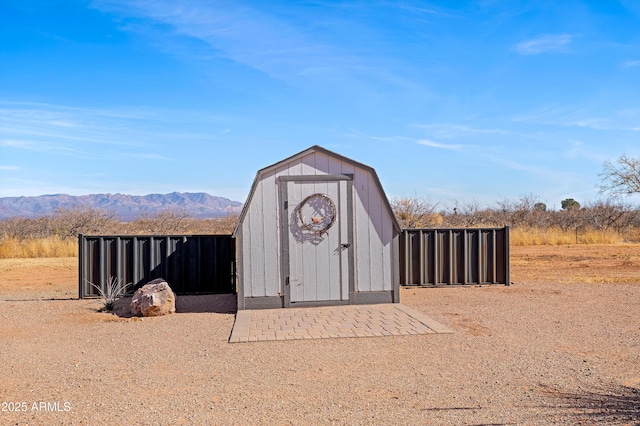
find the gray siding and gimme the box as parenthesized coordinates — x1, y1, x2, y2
(239, 150, 397, 299)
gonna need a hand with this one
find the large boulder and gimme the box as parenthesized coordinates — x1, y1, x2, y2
(130, 278, 176, 317)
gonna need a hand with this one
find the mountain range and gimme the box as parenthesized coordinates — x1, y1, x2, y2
(0, 192, 244, 220)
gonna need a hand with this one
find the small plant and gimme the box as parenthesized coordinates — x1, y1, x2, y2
(87, 276, 131, 312)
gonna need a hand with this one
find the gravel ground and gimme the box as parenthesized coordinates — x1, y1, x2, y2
(1, 260, 639, 424)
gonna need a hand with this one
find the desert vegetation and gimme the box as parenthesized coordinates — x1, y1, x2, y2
(2, 155, 639, 258)
(391, 154, 640, 245)
(0, 206, 239, 258)
(1, 195, 639, 258)
(391, 194, 640, 245)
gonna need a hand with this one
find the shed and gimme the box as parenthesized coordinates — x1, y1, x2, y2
(233, 145, 401, 309)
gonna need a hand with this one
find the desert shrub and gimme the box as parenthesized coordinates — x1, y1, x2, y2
(444, 199, 495, 227)
(391, 196, 440, 228)
(87, 276, 131, 312)
(128, 208, 191, 234)
(52, 205, 117, 238)
(2, 192, 639, 258)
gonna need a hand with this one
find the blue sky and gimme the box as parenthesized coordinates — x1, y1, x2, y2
(1, 0, 639, 209)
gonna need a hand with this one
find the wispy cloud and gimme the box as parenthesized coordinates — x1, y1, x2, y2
(512, 105, 640, 132)
(93, 0, 350, 82)
(417, 139, 464, 150)
(414, 123, 510, 139)
(48, 120, 76, 127)
(127, 153, 169, 160)
(486, 154, 574, 181)
(91, 0, 420, 90)
(565, 140, 608, 162)
(0, 165, 19, 171)
(513, 34, 572, 55)
(622, 60, 640, 68)
(1, 139, 31, 148)
(0, 101, 234, 165)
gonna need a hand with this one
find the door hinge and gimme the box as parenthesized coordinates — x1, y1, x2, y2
(285, 276, 290, 285)
(284, 201, 288, 210)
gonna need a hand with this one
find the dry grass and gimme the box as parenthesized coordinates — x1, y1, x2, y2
(510, 244, 640, 284)
(511, 226, 626, 246)
(0, 236, 77, 258)
(0, 226, 634, 258)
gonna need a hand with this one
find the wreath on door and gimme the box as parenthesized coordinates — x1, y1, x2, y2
(297, 193, 337, 235)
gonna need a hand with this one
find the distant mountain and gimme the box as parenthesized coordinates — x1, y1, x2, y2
(0, 192, 244, 220)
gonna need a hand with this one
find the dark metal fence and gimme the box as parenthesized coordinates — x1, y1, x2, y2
(79, 227, 508, 298)
(399, 227, 510, 286)
(79, 234, 236, 298)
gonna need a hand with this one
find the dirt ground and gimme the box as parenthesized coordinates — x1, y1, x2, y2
(0, 245, 639, 425)
(3, 244, 640, 301)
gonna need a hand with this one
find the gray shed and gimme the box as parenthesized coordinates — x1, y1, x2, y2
(233, 145, 401, 309)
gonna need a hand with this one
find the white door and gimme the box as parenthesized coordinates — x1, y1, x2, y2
(284, 178, 352, 303)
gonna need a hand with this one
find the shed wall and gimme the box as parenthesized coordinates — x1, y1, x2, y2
(239, 151, 396, 299)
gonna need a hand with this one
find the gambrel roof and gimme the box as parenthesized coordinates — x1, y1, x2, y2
(233, 145, 401, 236)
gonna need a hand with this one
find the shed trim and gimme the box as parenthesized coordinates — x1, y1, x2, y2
(279, 174, 355, 306)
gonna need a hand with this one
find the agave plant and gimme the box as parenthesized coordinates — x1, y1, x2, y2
(87, 276, 131, 312)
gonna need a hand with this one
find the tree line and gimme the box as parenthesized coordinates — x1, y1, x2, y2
(391, 194, 639, 232)
(392, 155, 640, 236)
(0, 206, 239, 240)
(1, 155, 639, 241)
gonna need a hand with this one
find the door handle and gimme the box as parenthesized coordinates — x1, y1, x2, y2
(341, 243, 351, 248)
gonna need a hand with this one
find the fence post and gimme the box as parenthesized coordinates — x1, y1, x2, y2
(505, 226, 511, 286)
(78, 234, 84, 299)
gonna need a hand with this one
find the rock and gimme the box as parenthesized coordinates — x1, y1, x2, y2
(130, 278, 176, 317)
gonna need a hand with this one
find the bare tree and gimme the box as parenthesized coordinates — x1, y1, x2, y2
(208, 214, 240, 234)
(552, 204, 584, 233)
(132, 208, 191, 234)
(599, 155, 640, 196)
(52, 205, 117, 238)
(445, 199, 487, 227)
(391, 196, 440, 228)
(582, 198, 637, 231)
(494, 194, 546, 228)
(0, 217, 56, 239)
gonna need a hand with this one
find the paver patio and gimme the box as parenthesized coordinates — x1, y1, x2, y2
(229, 303, 453, 343)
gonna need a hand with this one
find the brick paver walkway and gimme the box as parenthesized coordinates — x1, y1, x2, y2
(229, 303, 453, 343)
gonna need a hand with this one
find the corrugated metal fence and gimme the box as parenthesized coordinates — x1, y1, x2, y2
(78, 234, 236, 298)
(79, 227, 509, 298)
(400, 227, 510, 286)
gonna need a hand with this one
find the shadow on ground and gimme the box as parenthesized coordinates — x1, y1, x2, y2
(111, 294, 237, 317)
(547, 385, 640, 424)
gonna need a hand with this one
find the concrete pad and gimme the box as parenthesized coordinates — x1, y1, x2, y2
(229, 303, 453, 343)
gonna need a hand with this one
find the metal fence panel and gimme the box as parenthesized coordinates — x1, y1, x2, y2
(400, 227, 509, 286)
(79, 234, 236, 298)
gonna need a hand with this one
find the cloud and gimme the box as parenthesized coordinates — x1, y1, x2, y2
(619, 0, 640, 16)
(48, 120, 76, 127)
(128, 153, 169, 160)
(512, 106, 640, 132)
(513, 34, 572, 55)
(622, 60, 640, 68)
(414, 123, 510, 139)
(91, 0, 417, 89)
(565, 140, 608, 162)
(92, 0, 347, 82)
(0, 165, 19, 170)
(417, 139, 464, 150)
(1, 139, 31, 148)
